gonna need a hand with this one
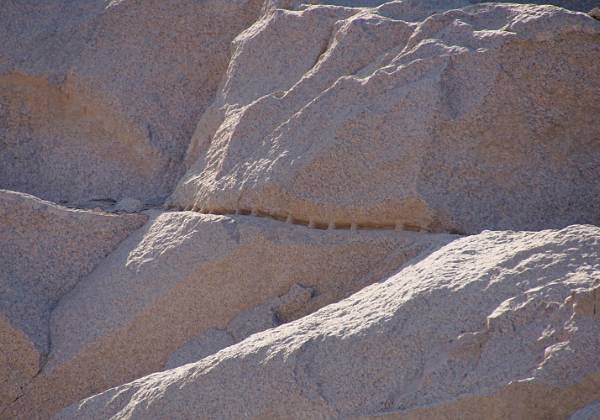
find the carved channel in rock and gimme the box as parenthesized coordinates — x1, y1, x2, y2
(165, 204, 430, 233)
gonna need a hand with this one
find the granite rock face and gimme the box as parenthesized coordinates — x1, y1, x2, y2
(0, 190, 145, 408)
(1, 1, 599, 419)
(570, 401, 600, 420)
(0, 0, 263, 205)
(58, 225, 600, 419)
(165, 283, 318, 369)
(5, 211, 447, 418)
(170, 1, 600, 234)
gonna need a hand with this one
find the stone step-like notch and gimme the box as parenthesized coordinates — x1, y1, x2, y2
(163, 204, 431, 233)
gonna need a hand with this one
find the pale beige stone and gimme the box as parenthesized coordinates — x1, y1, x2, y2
(0, 0, 263, 205)
(232, 283, 313, 337)
(2, 1, 599, 418)
(113, 198, 143, 213)
(170, 1, 600, 234)
(5, 210, 447, 418)
(0, 190, 145, 409)
(165, 284, 315, 369)
(57, 225, 600, 419)
(164, 329, 235, 370)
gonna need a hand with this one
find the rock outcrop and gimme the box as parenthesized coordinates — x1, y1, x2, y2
(5, 210, 449, 418)
(165, 283, 316, 369)
(570, 401, 600, 420)
(1, 1, 599, 419)
(169, 1, 600, 234)
(0, 190, 145, 408)
(58, 225, 600, 419)
(0, 0, 263, 205)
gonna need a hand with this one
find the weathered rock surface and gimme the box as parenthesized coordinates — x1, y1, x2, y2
(0, 190, 145, 409)
(570, 401, 600, 420)
(58, 225, 600, 419)
(113, 197, 144, 214)
(2, 1, 599, 419)
(0, 0, 262, 205)
(170, 1, 600, 234)
(5, 210, 448, 418)
(165, 283, 317, 369)
(164, 329, 236, 371)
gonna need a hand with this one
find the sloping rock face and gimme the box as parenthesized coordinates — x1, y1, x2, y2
(165, 283, 319, 369)
(0, 0, 262, 205)
(0, 190, 145, 409)
(5, 210, 448, 418)
(291, 0, 599, 10)
(169, 1, 600, 234)
(58, 225, 600, 419)
(2, 1, 599, 419)
(570, 401, 600, 420)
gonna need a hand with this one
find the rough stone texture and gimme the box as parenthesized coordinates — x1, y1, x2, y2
(269, 0, 600, 13)
(0, 190, 145, 409)
(570, 401, 600, 420)
(58, 225, 600, 419)
(166, 283, 317, 369)
(227, 283, 315, 341)
(165, 329, 235, 370)
(170, 1, 600, 234)
(113, 197, 143, 213)
(0, 0, 263, 205)
(5, 210, 448, 418)
(2, 1, 600, 419)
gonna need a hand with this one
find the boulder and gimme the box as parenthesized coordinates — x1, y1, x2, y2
(5, 210, 448, 418)
(165, 283, 317, 369)
(169, 1, 600, 234)
(58, 225, 600, 419)
(0, 190, 145, 409)
(0, 0, 263, 204)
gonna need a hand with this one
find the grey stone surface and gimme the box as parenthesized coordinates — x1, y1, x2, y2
(113, 198, 143, 213)
(165, 284, 316, 369)
(570, 401, 600, 420)
(170, 1, 600, 234)
(0, 0, 263, 205)
(1, 1, 599, 418)
(5, 210, 446, 418)
(0, 190, 145, 408)
(164, 329, 235, 370)
(58, 225, 600, 419)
